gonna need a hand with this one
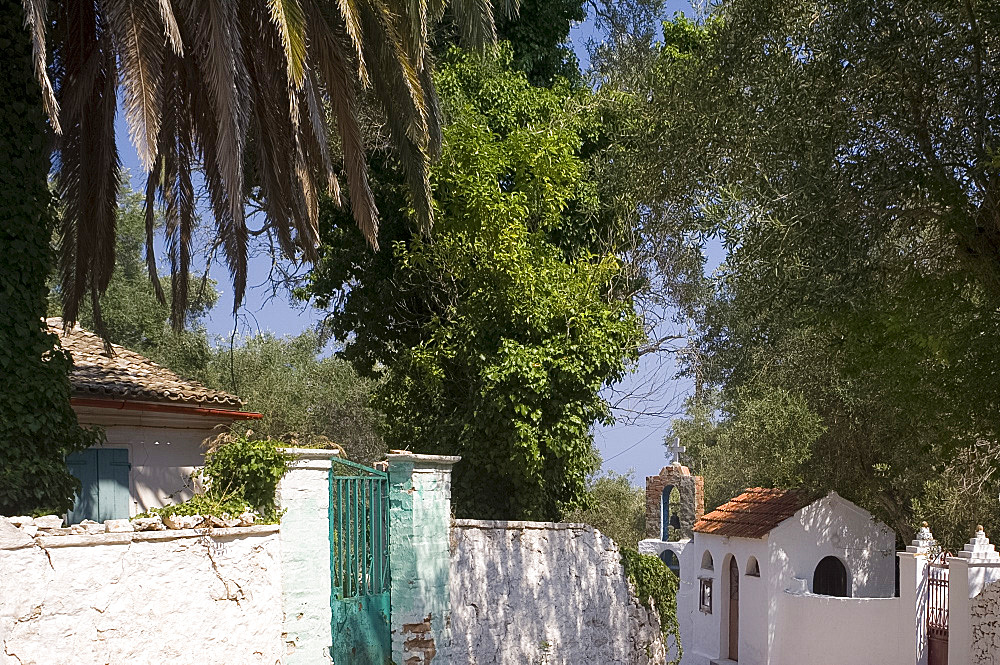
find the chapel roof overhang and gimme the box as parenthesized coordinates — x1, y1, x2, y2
(692, 487, 819, 539)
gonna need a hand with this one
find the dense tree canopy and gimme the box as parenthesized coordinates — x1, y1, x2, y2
(639, 1, 1000, 547)
(303, 47, 642, 520)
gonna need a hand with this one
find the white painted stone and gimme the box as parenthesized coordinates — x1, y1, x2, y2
(0, 526, 282, 664)
(104, 519, 134, 533)
(33, 515, 63, 529)
(0, 518, 33, 550)
(971, 580, 1000, 664)
(19, 525, 38, 538)
(450, 520, 667, 665)
(238, 511, 257, 527)
(131, 515, 165, 531)
(7, 516, 33, 528)
(163, 513, 204, 530)
(79, 520, 104, 535)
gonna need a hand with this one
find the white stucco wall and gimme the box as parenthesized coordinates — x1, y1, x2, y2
(0, 520, 283, 665)
(449, 520, 667, 665)
(770, 592, 905, 665)
(769, 493, 896, 600)
(683, 535, 769, 665)
(971, 580, 1000, 665)
(74, 406, 222, 516)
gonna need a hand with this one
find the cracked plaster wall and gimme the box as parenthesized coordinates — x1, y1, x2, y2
(0, 521, 282, 665)
(449, 520, 666, 665)
(972, 580, 1000, 664)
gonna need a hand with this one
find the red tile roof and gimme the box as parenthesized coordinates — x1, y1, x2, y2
(692, 488, 818, 539)
(48, 318, 245, 409)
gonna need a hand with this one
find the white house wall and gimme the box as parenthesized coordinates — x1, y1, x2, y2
(74, 406, 220, 516)
(684, 534, 770, 665)
(768, 493, 896, 599)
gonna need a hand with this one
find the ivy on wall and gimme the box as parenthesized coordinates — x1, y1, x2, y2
(621, 548, 681, 665)
(0, 1, 101, 515)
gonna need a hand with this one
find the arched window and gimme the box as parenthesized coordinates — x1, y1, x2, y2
(659, 550, 680, 577)
(701, 550, 714, 571)
(660, 486, 680, 540)
(813, 556, 849, 597)
(746, 556, 760, 577)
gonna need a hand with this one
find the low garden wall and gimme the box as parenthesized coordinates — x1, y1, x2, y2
(449, 519, 666, 665)
(0, 517, 282, 665)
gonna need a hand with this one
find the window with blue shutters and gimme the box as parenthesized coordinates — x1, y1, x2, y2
(67, 448, 131, 524)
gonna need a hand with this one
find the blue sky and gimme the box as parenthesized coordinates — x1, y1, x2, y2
(115, 0, 717, 485)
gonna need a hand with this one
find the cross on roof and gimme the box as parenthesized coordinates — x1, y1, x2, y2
(667, 437, 685, 466)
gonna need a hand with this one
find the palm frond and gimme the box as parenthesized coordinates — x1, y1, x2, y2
(103, 0, 167, 170)
(157, 0, 184, 55)
(21, 0, 60, 133)
(449, 0, 496, 49)
(53, 2, 120, 326)
(266, 0, 308, 87)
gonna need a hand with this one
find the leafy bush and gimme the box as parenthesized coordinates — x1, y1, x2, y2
(620, 548, 681, 664)
(201, 433, 291, 520)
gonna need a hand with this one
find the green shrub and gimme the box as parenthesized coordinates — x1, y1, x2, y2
(621, 548, 681, 664)
(202, 434, 290, 519)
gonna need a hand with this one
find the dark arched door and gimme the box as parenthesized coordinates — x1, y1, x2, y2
(728, 557, 739, 660)
(813, 556, 849, 597)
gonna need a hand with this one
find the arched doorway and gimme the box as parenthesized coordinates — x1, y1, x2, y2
(659, 549, 680, 577)
(813, 556, 849, 597)
(727, 556, 739, 661)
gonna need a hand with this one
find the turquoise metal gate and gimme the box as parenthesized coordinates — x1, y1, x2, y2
(330, 459, 391, 664)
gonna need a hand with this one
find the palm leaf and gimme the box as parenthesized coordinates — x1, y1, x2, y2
(266, 0, 308, 87)
(21, 0, 60, 134)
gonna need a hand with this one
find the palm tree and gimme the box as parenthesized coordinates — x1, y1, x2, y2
(0, 0, 499, 514)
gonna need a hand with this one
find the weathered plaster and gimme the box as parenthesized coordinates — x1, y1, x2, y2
(449, 520, 666, 665)
(277, 447, 340, 665)
(971, 580, 1000, 664)
(388, 453, 460, 665)
(0, 521, 282, 665)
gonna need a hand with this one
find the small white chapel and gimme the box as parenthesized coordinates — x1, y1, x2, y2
(639, 441, 1000, 665)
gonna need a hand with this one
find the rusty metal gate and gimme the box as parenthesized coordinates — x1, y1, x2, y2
(927, 558, 949, 665)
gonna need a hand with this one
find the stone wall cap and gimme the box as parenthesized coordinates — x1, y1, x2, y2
(280, 447, 341, 459)
(387, 452, 462, 465)
(453, 518, 594, 531)
(34, 524, 280, 549)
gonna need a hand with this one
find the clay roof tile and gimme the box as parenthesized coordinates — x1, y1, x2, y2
(692, 487, 818, 539)
(48, 318, 244, 410)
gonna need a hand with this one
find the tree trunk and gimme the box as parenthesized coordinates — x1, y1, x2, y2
(0, 0, 97, 515)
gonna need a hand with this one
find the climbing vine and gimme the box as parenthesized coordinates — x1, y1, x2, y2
(621, 548, 682, 664)
(0, 1, 101, 516)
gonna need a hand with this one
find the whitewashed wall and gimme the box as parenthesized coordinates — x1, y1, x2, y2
(770, 591, 906, 665)
(971, 580, 1000, 664)
(449, 519, 667, 665)
(0, 519, 282, 665)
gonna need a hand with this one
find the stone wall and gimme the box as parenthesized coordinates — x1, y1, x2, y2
(972, 580, 1000, 664)
(449, 519, 666, 665)
(0, 518, 282, 665)
(644, 465, 703, 541)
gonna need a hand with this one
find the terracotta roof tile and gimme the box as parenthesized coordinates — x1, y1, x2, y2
(692, 488, 818, 539)
(48, 318, 244, 409)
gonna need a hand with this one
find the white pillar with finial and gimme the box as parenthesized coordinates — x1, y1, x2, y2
(899, 521, 935, 665)
(948, 525, 1000, 665)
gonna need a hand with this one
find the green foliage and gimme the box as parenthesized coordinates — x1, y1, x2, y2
(0, 3, 102, 516)
(620, 548, 681, 663)
(199, 433, 291, 521)
(201, 333, 385, 464)
(303, 47, 642, 520)
(623, 4, 1000, 548)
(563, 471, 646, 547)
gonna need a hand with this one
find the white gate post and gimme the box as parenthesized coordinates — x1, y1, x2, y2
(277, 447, 341, 665)
(948, 526, 1000, 665)
(899, 522, 934, 665)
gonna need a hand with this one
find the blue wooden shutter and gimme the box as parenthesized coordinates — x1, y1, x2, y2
(97, 448, 131, 522)
(67, 449, 99, 524)
(67, 448, 130, 523)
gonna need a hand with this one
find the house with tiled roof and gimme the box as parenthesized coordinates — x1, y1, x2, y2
(49, 318, 261, 523)
(687, 488, 895, 665)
